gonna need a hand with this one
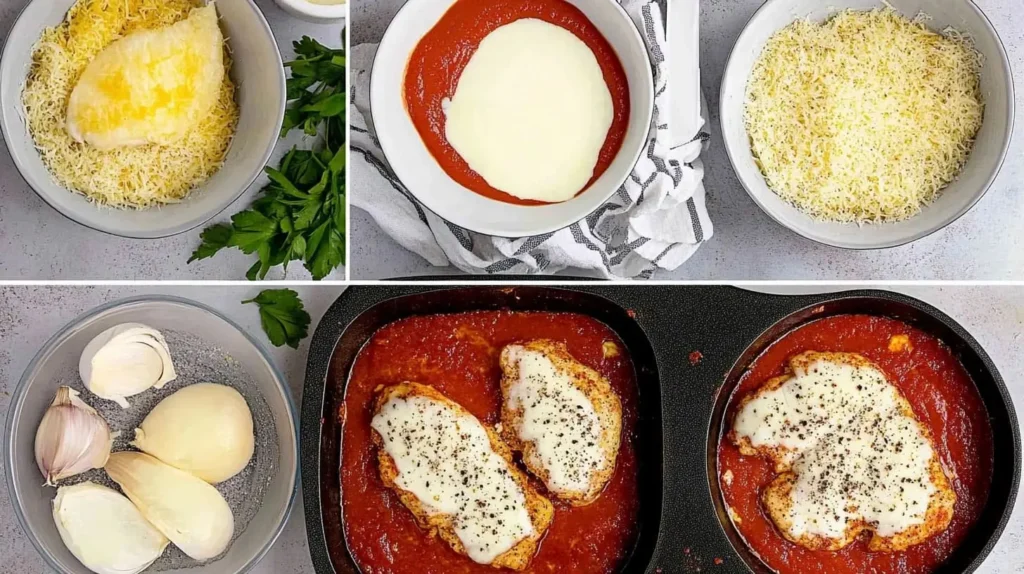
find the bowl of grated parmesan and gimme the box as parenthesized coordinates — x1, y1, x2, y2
(720, 0, 1013, 249)
(0, 0, 286, 239)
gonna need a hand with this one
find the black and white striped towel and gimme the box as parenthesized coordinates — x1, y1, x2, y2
(351, 0, 710, 279)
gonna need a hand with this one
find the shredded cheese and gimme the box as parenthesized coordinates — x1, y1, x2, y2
(22, 0, 238, 209)
(744, 8, 984, 223)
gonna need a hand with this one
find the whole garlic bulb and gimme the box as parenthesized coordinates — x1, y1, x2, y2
(105, 452, 234, 562)
(35, 386, 113, 486)
(79, 323, 176, 408)
(52, 481, 169, 574)
(132, 383, 254, 483)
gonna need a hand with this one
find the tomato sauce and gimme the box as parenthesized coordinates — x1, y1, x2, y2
(718, 315, 993, 574)
(341, 311, 640, 573)
(403, 0, 631, 206)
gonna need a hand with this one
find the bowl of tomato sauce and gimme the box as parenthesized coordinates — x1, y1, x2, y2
(369, 0, 654, 237)
(708, 294, 1020, 574)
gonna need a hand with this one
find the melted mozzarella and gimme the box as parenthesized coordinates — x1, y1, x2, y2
(371, 395, 533, 564)
(66, 4, 225, 150)
(443, 18, 613, 202)
(734, 357, 937, 538)
(505, 346, 603, 494)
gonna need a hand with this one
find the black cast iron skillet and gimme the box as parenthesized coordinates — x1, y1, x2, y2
(301, 286, 1020, 574)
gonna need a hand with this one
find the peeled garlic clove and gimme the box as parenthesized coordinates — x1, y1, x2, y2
(53, 481, 169, 574)
(132, 383, 254, 484)
(105, 451, 234, 562)
(79, 323, 176, 408)
(35, 386, 113, 486)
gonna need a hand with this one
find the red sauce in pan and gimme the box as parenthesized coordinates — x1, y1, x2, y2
(717, 315, 993, 574)
(403, 0, 631, 206)
(341, 311, 640, 573)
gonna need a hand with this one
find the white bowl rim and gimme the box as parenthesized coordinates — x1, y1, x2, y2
(369, 0, 655, 238)
(719, 0, 1016, 251)
(2, 294, 299, 574)
(274, 0, 347, 20)
(0, 0, 287, 240)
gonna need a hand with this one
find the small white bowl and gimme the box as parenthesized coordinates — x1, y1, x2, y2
(0, 0, 286, 239)
(274, 0, 346, 24)
(720, 0, 1014, 249)
(370, 0, 654, 238)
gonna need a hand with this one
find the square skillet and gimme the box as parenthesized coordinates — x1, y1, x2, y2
(302, 286, 663, 573)
(301, 286, 1019, 574)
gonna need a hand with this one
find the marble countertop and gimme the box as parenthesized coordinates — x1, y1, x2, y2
(0, 284, 1021, 572)
(349, 0, 1024, 280)
(0, 0, 345, 280)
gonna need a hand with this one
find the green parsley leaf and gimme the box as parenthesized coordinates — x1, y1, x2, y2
(188, 223, 233, 263)
(308, 227, 344, 280)
(243, 289, 311, 349)
(227, 210, 278, 254)
(189, 29, 347, 280)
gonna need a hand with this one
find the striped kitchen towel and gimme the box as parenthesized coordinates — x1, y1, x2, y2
(350, 0, 711, 279)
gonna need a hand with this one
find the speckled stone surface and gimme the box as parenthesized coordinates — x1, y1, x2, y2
(0, 1, 345, 280)
(0, 285, 1022, 573)
(349, 0, 1024, 280)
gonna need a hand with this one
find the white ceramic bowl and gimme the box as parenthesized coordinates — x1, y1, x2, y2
(370, 0, 654, 237)
(4, 296, 298, 574)
(720, 0, 1014, 249)
(274, 0, 346, 24)
(0, 0, 286, 239)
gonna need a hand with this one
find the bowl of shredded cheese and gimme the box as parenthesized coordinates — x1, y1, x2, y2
(720, 0, 1013, 249)
(0, 0, 286, 239)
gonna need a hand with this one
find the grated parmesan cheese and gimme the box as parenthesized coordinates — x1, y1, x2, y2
(21, 0, 238, 209)
(744, 8, 984, 223)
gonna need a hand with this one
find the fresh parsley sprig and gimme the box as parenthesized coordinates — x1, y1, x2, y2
(243, 288, 311, 349)
(282, 36, 347, 142)
(190, 33, 347, 280)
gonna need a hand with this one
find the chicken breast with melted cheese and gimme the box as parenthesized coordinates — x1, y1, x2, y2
(370, 382, 553, 570)
(499, 340, 622, 506)
(730, 351, 956, 551)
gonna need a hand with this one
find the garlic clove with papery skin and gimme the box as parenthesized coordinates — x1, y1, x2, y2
(79, 323, 176, 409)
(35, 386, 113, 486)
(105, 451, 234, 562)
(53, 481, 169, 574)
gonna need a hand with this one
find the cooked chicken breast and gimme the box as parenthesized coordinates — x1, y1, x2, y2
(730, 351, 956, 552)
(499, 340, 622, 506)
(371, 382, 553, 570)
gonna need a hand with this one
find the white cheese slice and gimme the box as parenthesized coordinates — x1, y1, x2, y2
(733, 356, 938, 539)
(444, 18, 614, 203)
(371, 395, 534, 564)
